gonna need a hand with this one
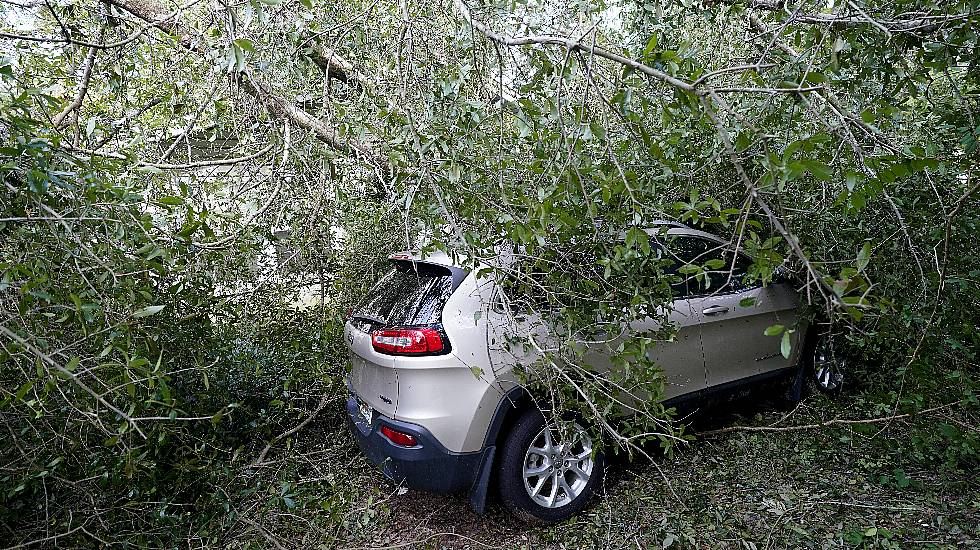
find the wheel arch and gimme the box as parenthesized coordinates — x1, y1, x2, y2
(484, 385, 534, 449)
(468, 385, 534, 515)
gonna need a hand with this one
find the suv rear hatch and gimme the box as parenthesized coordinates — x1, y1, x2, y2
(346, 257, 463, 418)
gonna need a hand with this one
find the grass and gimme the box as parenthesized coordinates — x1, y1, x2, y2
(226, 384, 980, 549)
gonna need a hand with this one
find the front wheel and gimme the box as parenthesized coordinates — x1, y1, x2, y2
(782, 329, 845, 404)
(807, 332, 845, 394)
(497, 408, 604, 524)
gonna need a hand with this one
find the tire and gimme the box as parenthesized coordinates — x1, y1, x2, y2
(497, 408, 604, 524)
(782, 328, 845, 404)
(804, 329, 845, 395)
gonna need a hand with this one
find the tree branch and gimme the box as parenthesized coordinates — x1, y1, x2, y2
(51, 45, 97, 129)
(698, 401, 961, 437)
(717, 0, 977, 33)
(101, 0, 390, 193)
(454, 0, 695, 93)
(70, 142, 276, 169)
(251, 394, 331, 466)
(304, 44, 370, 90)
(0, 324, 145, 439)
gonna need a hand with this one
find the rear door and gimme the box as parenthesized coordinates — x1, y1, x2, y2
(627, 300, 706, 400)
(486, 286, 707, 402)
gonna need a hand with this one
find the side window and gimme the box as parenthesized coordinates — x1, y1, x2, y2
(664, 236, 754, 297)
(662, 236, 709, 298)
(491, 288, 506, 314)
(499, 268, 552, 313)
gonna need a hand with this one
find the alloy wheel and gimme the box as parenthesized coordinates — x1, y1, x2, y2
(522, 423, 594, 509)
(812, 336, 844, 392)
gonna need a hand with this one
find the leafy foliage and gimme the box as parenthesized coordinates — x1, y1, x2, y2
(1, 0, 978, 545)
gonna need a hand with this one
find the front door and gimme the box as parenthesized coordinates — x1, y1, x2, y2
(692, 285, 786, 387)
(665, 234, 802, 389)
(577, 299, 708, 402)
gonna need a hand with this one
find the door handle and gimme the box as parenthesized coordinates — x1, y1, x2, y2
(702, 305, 730, 316)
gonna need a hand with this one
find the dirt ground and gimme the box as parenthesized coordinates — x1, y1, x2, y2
(325, 392, 980, 549)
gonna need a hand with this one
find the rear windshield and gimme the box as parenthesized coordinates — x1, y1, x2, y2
(354, 261, 455, 326)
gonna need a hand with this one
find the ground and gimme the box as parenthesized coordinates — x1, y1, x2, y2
(237, 387, 980, 549)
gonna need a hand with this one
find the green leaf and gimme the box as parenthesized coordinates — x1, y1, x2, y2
(805, 72, 826, 84)
(734, 131, 752, 152)
(14, 380, 34, 400)
(739, 296, 757, 308)
(780, 331, 791, 359)
(856, 241, 871, 272)
(133, 305, 165, 318)
(801, 159, 833, 181)
(176, 221, 200, 239)
(764, 324, 785, 336)
(642, 35, 658, 58)
(849, 190, 867, 210)
(157, 196, 184, 206)
(234, 38, 255, 52)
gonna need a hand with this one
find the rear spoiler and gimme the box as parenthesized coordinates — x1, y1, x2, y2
(388, 254, 469, 291)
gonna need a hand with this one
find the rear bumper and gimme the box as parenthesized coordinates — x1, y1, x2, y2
(345, 393, 488, 494)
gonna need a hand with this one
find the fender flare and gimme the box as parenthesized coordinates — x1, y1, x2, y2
(468, 385, 531, 514)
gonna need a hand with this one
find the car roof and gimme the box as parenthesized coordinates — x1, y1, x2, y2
(388, 249, 466, 269)
(391, 224, 729, 270)
(657, 226, 728, 244)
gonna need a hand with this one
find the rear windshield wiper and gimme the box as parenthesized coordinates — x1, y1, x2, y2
(351, 312, 386, 325)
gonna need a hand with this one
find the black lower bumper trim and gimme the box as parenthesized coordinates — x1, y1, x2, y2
(345, 394, 487, 494)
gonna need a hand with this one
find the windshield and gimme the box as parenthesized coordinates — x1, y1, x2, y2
(353, 260, 455, 326)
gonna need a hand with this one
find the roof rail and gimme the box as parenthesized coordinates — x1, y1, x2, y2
(646, 219, 690, 229)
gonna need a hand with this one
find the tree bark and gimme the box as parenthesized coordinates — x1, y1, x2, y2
(304, 44, 367, 88)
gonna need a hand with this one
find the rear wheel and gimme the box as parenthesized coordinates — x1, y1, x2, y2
(497, 408, 604, 524)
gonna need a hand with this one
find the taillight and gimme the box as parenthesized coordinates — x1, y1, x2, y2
(380, 425, 418, 447)
(371, 327, 445, 355)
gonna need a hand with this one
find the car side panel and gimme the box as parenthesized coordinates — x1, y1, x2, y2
(694, 282, 804, 388)
(628, 301, 707, 401)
